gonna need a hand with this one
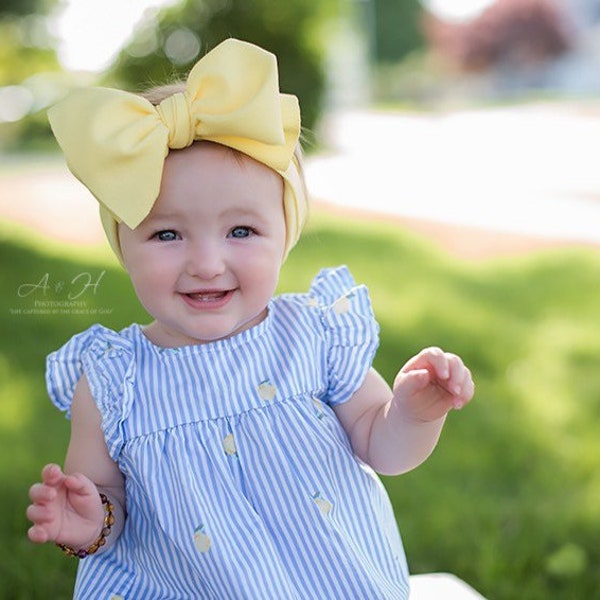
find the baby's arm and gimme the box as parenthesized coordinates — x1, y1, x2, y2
(27, 376, 125, 552)
(334, 347, 474, 476)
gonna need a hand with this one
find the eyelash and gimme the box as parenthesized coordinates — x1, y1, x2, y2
(228, 226, 255, 239)
(153, 230, 179, 242)
(151, 227, 257, 242)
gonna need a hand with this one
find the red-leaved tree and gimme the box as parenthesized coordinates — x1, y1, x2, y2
(423, 0, 572, 72)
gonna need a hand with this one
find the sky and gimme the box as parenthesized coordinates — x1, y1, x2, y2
(422, 0, 496, 24)
(51, 0, 178, 72)
(52, 0, 496, 72)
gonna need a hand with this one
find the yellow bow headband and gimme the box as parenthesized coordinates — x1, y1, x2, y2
(48, 38, 307, 261)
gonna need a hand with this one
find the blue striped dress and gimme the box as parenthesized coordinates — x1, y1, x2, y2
(47, 267, 410, 599)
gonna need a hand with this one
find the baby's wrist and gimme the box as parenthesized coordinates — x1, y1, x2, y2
(391, 397, 447, 426)
(56, 493, 115, 559)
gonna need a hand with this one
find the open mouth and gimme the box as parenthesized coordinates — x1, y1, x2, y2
(187, 291, 228, 302)
(181, 289, 234, 308)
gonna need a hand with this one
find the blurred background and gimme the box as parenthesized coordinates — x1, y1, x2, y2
(3, 0, 600, 246)
(3, 0, 600, 132)
(2, 1, 600, 598)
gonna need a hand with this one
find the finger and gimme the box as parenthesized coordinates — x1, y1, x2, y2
(63, 472, 95, 497)
(28, 483, 57, 504)
(451, 369, 475, 409)
(458, 370, 475, 403)
(394, 369, 432, 397)
(27, 524, 51, 544)
(446, 354, 468, 395)
(26, 503, 54, 525)
(41, 463, 65, 487)
(401, 347, 448, 379)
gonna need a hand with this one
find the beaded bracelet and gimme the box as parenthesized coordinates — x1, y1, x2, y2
(56, 493, 115, 559)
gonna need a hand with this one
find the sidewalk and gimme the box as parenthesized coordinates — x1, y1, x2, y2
(305, 102, 600, 252)
(0, 157, 105, 246)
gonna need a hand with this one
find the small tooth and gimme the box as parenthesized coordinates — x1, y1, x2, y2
(189, 291, 225, 301)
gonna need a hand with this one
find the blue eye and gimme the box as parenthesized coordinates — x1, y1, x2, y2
(155, 230, 179, 242)
(229, 226, 252, 239)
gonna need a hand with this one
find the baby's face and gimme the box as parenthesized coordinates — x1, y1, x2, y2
(118, 141, 286, 347)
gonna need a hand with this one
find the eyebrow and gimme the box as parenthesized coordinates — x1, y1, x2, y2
(145, 195, 273, 223)
(143, 210, 179, 222)
(221, 206, 264, 218)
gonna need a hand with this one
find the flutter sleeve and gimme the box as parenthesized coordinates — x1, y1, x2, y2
(309, 266, 380, 406)
(46, 324, 136, 461)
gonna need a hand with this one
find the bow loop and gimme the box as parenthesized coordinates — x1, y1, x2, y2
(156, 92, 195, 149)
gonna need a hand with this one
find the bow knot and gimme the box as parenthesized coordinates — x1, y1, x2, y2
(157, 92, 195, 150)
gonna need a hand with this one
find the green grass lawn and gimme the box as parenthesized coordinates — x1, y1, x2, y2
(2, 211, 599, 599)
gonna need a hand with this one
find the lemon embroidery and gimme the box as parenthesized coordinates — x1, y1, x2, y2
(312, 397, 325, 420)
(223, 433, 237, 456)
(193, 525, 211, 553)
(312, 492, 332, 516)
(332, 293, 353, 315)
(110, 596, 124, 600)
(306, 297, 319, 308)
(257, 379, 276, 401)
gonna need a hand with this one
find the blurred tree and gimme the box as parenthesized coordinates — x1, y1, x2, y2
(0, 0, 52, 17)
(0, 0, 62, 147)
(0, 0, 59, 84)
(423, 0, 572, 72)
(372, 0, 424, 63)
(107, 0, 339, 137)
(0, 16, 59, 84)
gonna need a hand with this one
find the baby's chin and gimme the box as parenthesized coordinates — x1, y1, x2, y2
(141, 309, 269, 348)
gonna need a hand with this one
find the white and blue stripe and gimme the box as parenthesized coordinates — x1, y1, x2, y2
(47, 266, 410, 599)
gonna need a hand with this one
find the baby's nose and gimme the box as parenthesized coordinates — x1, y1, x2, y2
(185, 240, 226, 279)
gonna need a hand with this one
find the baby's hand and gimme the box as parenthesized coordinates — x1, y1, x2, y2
(393, 347, 474, 423)
(26, 464, 104, 549)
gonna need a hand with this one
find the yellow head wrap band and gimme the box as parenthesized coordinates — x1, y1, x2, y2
(47, 38, 307, 262)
